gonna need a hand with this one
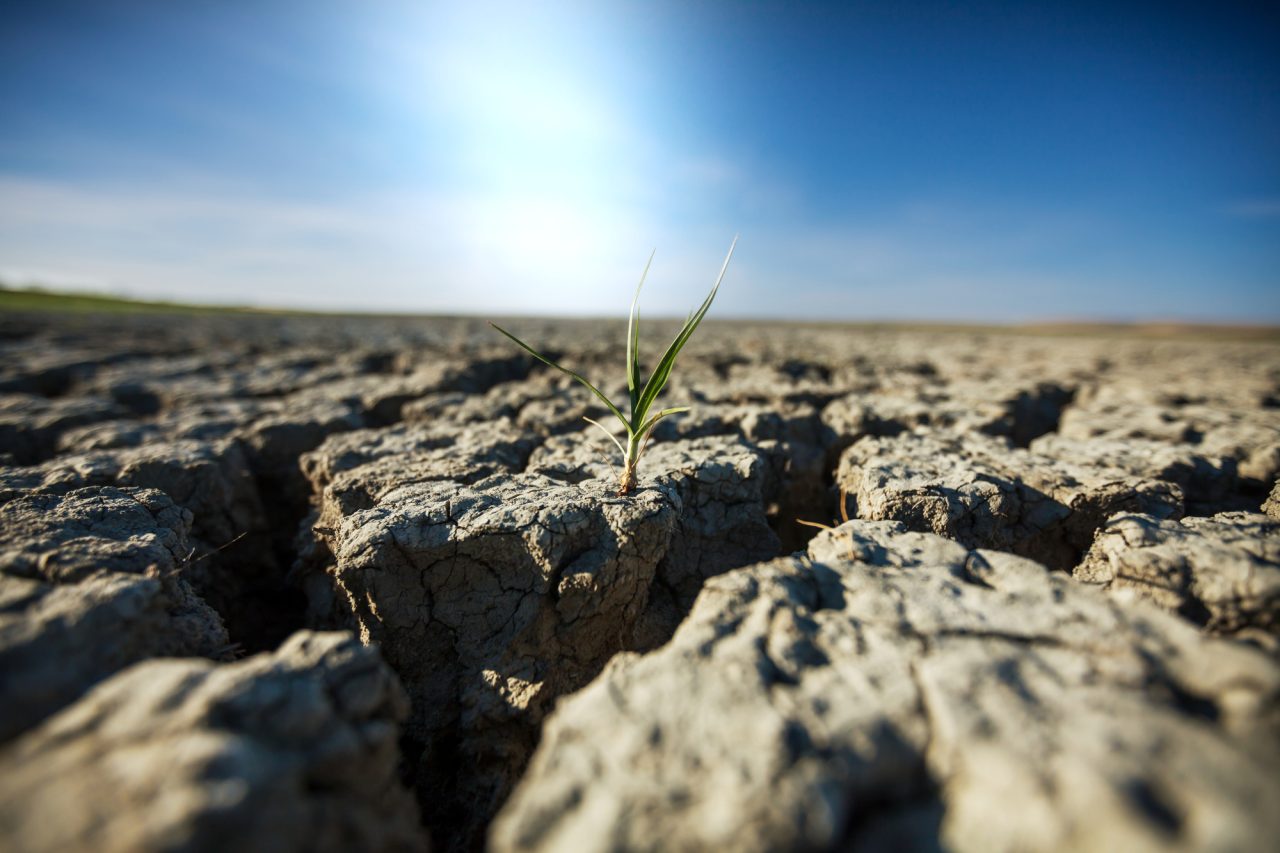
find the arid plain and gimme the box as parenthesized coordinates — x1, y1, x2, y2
(1, 309, 1277, 852)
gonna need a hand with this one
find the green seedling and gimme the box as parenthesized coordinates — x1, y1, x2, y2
(491, 237, 737, 495)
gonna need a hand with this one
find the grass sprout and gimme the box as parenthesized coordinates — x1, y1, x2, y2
(491, 237, 737, 495)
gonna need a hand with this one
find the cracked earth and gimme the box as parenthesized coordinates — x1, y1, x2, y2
(1, 311, 1277, 851)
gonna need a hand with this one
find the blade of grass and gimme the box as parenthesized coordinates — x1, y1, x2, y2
(626, 250, 654, 418)
(489, 322, 630, 430)
(634, 236, 737, 421)
(583, 416, 627, 457)
(637, 406, 689, 437)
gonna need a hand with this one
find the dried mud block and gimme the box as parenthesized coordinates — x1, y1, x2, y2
(404, 363, 600, 428)
(0, 572, 227, 744)
(408, 372, 622, 437)
(1207, 420, 1280, 487)
(53, 398, 275, 453)
(629, 437, 785, 644)
(87, 347, 370, 409)
(0, 440, 280, 643)
(0, 485, 193, 581)
(515, 388, 619, 436)
(1064, 350, 1275, 413)
(331, 474, 676, 845)
(493, 521, 1280, 853)
(1059, 399, 1280, 486)
(294, 418, 545, 634)
(526, 433, 781, 618)
(644, 400, 828, 549)
(0, 348, 111, 396)
(302, 417, 541, 503)
(671, 360, 839, 406)
(309, 430, 777, 847)
(0, 439, 265, 548)
(0, 487, 228, 742)
(403, 387, 519, 425)
(55, 419, 165, 452)
(0, 631, 427, 853)
(836, 431, 1183, 568)
(822, 379, 1074, 455)
(1030, 434, 1239, 511)
(1077, 512, 1279, 642)
(0, 394, 129, 465)
(282, 354, 530, 429)
(407, 351, 534, 395)
(1265, 480, 1280, 520)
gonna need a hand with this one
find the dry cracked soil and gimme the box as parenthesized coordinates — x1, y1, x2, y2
(1, 310, 1277, 852)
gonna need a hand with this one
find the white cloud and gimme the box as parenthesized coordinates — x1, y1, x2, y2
(0, 174, 707, 313)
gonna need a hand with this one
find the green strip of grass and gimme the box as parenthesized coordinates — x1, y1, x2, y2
(0, 286, 281, 316)
(4, 285, 1276, 342)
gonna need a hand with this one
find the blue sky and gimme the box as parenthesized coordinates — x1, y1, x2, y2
(1, 0, 1277, 321)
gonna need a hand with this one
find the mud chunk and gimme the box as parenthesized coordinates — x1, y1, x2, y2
(54, 398, 276, 452)
(1030, 433, 1239, 511)
(823, 379, 1073, 454)
(329, 474, 676, 845)
(0, 348, 110, 396)
(1265, 480, 1280, 520)
(525, 433, 780, 620)
(836, 431, 1183, 568)
(294, 418, 545, 634)
(620, 400, 827, 550)
(0, 485, 193, 581)
(0, 571, 227, 744)
(55, 419, 165, 452)
(80, 347, 388, 410)
(284, 361, 523, 429)
(0, 631, 427, 853)
(493, 522, 1280, 852)
(389, 348, 535, 394)
(0, 394, 129, 465)
(1059, 397, 1280, 486)
(1077, 512, 1280, 641)
(0, 439, 264, 548)
(404, 387, 520, 425)
(310, 431, 777, 847)
(411, 372, 621, 437)
(672, 359, 839, 405)
(0, 487, 228, 741)
(302, 417, 540, 500)
(631, 437, 784, 637)
(406, 351, 534, 395)
(0, 441, 279, 643)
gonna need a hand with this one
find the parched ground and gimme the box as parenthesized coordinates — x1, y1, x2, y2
(1, 309, 1277, 852)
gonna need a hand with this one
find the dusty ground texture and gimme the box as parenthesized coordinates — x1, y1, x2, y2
(1, 310, 1277, 852)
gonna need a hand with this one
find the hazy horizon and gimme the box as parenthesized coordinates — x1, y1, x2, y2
(2, 1, 1278, 323)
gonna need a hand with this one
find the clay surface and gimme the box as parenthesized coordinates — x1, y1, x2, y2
(0, 486, 229, 742)
(1077, 511, 1279, 644)
(301, 422, 778, 845)
(0, 630, 426, 852)
(494, 521, 1280, 852)
(3, 311, 1277, 851)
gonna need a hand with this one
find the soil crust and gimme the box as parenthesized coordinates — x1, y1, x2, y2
(2, 311, 1277, 851)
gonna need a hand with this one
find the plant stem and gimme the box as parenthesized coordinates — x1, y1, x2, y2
(618, 432, 642, 495)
